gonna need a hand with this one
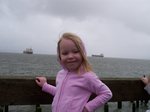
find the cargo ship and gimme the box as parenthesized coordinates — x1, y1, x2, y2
(23, 48, 33, 54)
(92, 53, 104, 57)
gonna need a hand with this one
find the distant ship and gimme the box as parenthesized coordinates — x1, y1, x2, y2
(92, 54, 104, 58)
(23, 48, 33, 54)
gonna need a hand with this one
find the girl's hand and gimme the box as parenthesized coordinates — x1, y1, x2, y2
(35, 77, 47, 87)
(141, 76, 149, 85)
(83, 107, 88, 112)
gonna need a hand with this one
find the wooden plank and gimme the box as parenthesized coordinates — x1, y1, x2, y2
(101, 78, 150, 101)
(0, 76, 149, 105)
(0, 76, 54, 105)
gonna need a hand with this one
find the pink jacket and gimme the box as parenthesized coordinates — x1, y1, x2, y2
(42, 69, 112, 112)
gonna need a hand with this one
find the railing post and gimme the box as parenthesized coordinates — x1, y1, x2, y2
(136, 100, 139, 108)
(132, 101, 135, 112)
(144, 100, 149, 106)
(117, 101, 122, 109)
(4, 105, 8, 112)
(0, 108, 3, 112)
(104, 103, 109, 112)
(0, 105, 3, 112)
(36, 104, 42, 112)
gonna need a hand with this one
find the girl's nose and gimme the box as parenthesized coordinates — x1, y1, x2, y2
(68, 53, 74, 58)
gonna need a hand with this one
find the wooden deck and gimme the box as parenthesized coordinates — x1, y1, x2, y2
(0, 76, 150, 112)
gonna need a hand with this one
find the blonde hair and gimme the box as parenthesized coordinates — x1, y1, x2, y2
(57, 32, 92, 72)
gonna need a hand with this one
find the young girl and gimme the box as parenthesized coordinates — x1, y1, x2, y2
(35, 32, 112, 112)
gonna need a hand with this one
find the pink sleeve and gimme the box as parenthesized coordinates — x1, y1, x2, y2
(42, 82, 56, 96)
(85, 75, 112, 112)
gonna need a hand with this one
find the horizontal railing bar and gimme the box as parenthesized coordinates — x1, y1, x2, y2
(0, 76, 149, 105)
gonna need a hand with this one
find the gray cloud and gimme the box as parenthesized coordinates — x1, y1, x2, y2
(0, 0, 150, 59)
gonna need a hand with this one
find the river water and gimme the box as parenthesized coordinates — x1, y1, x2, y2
(0, 52, 150, 112)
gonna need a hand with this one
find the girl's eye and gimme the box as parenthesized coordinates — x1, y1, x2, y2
(74, 50, 79, 53)
(61, 52, 68, 55)
(61, 50, 79, 55)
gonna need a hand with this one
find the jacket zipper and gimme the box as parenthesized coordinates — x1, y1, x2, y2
(56, 72, 69, 112)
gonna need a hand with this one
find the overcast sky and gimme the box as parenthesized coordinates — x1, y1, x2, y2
(0, 0, 150, 59)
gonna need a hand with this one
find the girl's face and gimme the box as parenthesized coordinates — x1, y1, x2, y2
(59, 38, 83, 72)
